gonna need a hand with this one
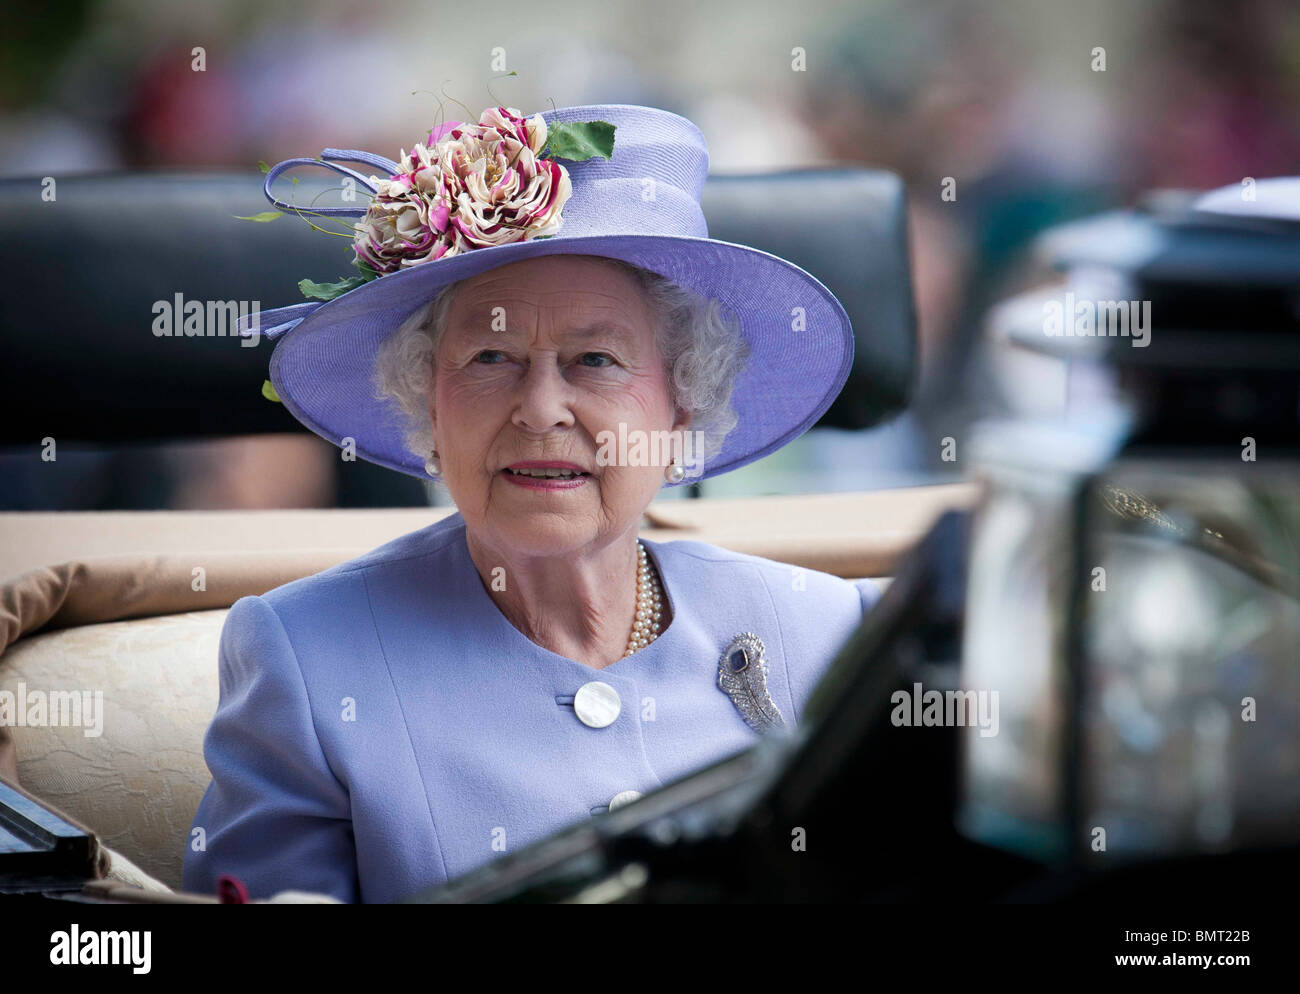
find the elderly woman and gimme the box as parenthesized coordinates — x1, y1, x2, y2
(183, 104, 880, 902)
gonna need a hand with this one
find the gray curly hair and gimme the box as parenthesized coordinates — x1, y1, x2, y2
(373, 257, 750, 479)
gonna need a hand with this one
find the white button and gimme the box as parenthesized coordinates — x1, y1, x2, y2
(609, 790, 642, 810)
(574, 681, 620, 728)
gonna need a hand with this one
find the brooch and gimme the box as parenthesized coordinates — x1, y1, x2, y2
(716, 633, 786, 734)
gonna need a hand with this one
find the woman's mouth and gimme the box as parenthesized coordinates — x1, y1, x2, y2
(501, 462, 591, 490)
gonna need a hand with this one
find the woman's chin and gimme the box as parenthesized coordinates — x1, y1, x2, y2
(468, 475, 597, 553)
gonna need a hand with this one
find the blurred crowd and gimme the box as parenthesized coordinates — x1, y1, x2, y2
(3, 0, 1299, 509)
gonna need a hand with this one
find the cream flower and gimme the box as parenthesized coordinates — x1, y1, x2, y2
(353, 106, 571, 273)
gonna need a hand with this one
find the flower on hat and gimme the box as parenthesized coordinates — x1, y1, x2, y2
(355, 107, 577, 274)
(262, 106, 614, 306)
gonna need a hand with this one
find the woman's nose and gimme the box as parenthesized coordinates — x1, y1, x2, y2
(510, 356, 575, 433)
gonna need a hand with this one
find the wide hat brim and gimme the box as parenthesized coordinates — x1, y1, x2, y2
(266, 224, 854, 484)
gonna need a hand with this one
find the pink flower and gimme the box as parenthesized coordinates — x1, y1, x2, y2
(353, 106, 572, 274)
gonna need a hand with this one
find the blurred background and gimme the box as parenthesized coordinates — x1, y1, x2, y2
(3, 0, 1299, 510)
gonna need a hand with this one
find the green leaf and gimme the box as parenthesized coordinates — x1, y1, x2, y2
(543, 121, 616, 162)
(258, 160, 271, 174)
(261, 379, 281, 403)
(298, 275, 367, 301)
(352, 259, 383, 282)
(233, 210, 283, 222)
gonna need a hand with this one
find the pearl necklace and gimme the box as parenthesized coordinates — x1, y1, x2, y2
(626, 541, 664, 656)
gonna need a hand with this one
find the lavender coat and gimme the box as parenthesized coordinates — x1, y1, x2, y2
(182, 512, 880, 902)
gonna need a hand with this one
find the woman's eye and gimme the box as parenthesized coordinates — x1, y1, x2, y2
(578, 352, 614, 368)
(473, 349, 506, 364)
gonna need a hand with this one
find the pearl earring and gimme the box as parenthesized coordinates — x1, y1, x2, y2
(425, 450, 441, 477)
(664, 460, 685, 484)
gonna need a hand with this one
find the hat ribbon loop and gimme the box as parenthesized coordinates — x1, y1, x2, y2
(262, 148, 400, 218)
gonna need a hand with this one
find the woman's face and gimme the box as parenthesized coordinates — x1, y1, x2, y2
(429, 255, 688, 558)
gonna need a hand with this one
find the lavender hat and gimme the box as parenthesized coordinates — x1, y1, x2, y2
(245, 104, 854, 483)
